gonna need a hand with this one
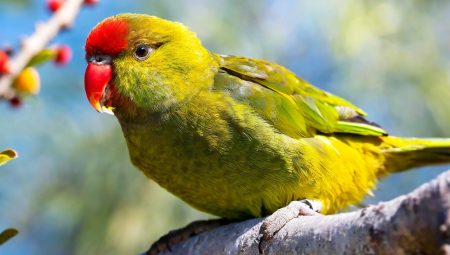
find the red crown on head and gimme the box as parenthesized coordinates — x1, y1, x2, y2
(85, 18, 129, 57)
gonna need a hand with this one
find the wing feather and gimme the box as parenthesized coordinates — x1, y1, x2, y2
(214, 54, 387, 138)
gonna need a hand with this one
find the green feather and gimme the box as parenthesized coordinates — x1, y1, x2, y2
(215, 54, 386, 138)
(335, 121, 387, 136)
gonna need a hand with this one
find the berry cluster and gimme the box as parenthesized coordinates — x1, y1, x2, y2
(2, 45, 73, 108)
(1, 0, 98, 108)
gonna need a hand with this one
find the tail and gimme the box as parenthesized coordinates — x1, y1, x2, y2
(381, 136, 450, 173)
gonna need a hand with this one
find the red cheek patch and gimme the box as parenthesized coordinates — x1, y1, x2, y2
(85, 18, 129, 56)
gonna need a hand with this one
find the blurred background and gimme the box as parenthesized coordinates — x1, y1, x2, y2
(1, 0, 450, 254)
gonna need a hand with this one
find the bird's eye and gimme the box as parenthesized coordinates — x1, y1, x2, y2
(134, 44, 151, 61)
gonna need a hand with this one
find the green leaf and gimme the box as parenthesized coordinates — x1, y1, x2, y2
(26, 48, 56, 67)
(0, 228, 18, 245)
(0, 149, 17, 167)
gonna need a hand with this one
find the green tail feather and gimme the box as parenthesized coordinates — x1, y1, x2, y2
(382, 137, 450, 173)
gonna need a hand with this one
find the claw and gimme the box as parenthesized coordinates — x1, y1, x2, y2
(258, 199, 322, 254)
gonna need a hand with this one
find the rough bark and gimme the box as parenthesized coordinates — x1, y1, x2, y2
(155, 170, 450, 255)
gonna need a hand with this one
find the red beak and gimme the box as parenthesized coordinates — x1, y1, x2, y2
(84, 63, 113, 114)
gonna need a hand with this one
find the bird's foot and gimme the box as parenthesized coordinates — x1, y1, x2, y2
(258, 199, 322, 254)
(145, 218, 231, 255)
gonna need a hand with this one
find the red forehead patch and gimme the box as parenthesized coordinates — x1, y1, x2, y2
(85, 18, 129, 56)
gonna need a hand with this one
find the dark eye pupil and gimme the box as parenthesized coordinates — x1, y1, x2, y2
(135, 45, 148, 57)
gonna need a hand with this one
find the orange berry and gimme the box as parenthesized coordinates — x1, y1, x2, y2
(13, 67, 41, 95)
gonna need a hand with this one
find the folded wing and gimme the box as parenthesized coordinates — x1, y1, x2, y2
(214, 55, 387, 139)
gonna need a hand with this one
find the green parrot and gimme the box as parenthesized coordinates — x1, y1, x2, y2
(84, 13, 450, 232)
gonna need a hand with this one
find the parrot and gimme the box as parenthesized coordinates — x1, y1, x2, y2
(84, 13, 450, 250)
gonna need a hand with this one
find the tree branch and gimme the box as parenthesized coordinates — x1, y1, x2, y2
(0, 0, 84, 99)
(156, 170, 450, 254)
